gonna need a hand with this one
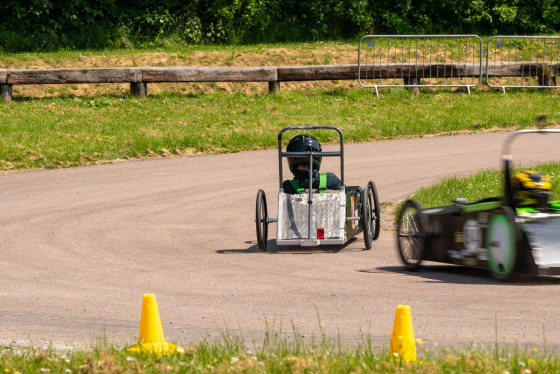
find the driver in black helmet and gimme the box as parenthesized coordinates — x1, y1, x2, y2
(282, 134, 342, 194)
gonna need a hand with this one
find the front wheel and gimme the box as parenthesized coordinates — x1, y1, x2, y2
(397, 199, 427, 270)
(255, 190, 268, 251)
(486, 206, 518, 281)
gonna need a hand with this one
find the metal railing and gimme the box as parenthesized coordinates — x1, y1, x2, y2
(486, 36, 560, 93)
(358, 35, 483, 97)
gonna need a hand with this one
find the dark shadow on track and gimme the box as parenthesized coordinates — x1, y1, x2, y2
(359, 264, 560, 285)
(216, 237, 365, 254)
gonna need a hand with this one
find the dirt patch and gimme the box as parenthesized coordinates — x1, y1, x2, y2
(380, 203, 398, 232)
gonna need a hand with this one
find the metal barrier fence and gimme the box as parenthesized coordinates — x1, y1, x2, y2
(486, 36, 560, 93)
(358, 35, 483, 97)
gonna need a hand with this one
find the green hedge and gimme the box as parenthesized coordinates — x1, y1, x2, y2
(0, 0, 559, 52)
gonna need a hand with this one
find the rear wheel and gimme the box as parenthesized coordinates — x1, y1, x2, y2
(368, 181, 381, 241)
(397, 199, 427, 270)
(486, 206, 518, 281)
(361, 185, 373, 250)
(255, 190, 268, 251)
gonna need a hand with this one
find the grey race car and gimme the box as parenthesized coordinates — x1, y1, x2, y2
(397, 129, 560, 280)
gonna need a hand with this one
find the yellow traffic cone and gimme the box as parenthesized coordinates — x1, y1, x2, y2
(127, 294, 183, 355)
(389, 305, 417, 362)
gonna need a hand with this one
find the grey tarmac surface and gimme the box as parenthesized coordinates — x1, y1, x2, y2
(1, 131, 560, 350)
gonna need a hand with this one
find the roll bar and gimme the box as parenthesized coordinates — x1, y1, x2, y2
(502, 129, 560, 159)
(278, 126, 345, 241)
(502, 128, 560, 207)
(278, 126, 344, 188)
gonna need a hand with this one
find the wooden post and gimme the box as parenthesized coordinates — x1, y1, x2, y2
(130, 82, 147, 98)
(537, 64, 557, 93)
(403, 77, 420, 94)
(268, 81, 280, 93)
(1, 84, 12, 102)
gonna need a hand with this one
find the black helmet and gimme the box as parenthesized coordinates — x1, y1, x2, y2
(286, 134, 322, 174)
(511, 170, 552, 210)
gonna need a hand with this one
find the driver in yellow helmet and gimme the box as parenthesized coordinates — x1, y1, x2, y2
(511, 170, 552, 213)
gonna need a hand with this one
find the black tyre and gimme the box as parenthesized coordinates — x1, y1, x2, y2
(255, 189, 268, 251)
(486, 206, 519, 281)
(397, 199, 427, 270)
(368, 181, 381, 241)
(361, 185, 373, 250)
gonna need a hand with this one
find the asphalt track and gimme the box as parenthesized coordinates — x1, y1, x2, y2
(2, 131, 560, 350)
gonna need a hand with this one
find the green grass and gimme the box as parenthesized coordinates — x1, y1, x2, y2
(0, 338, 557, 373)
(408, 162, 560, 208)
(1, 89, 559, 171)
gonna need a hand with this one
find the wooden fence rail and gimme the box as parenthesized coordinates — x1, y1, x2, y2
(1, 62, 558, 102)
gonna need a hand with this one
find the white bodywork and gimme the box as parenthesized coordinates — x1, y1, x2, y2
(277, 190, 347, 246)
(518, 214, 560, 275)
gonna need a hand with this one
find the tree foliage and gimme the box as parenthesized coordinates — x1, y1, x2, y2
(0, 0, 558, 52)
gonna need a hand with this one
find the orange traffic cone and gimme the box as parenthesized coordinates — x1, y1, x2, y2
(389, 305, 417, 362)
(127, 294, 183, 355)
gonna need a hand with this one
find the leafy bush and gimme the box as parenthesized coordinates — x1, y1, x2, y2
(0, 0, 559, 52)
(0, 0, 119, 50)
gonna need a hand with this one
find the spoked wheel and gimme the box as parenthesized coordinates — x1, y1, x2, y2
(368, 181, 381, 241)
(361, 185, 373, 250)
(397, 199, 427, 270)
(255, 189, 269, 251)
(361, 181, 381, 250)
(486, 206, 519, 281)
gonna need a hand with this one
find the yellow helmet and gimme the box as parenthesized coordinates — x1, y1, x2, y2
(511, 170, 552, 209)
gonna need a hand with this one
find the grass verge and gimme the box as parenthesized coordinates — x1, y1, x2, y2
(0, 338, 555, 374)
(407, 162, 560, 209)
(1, 89, 559, 171)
